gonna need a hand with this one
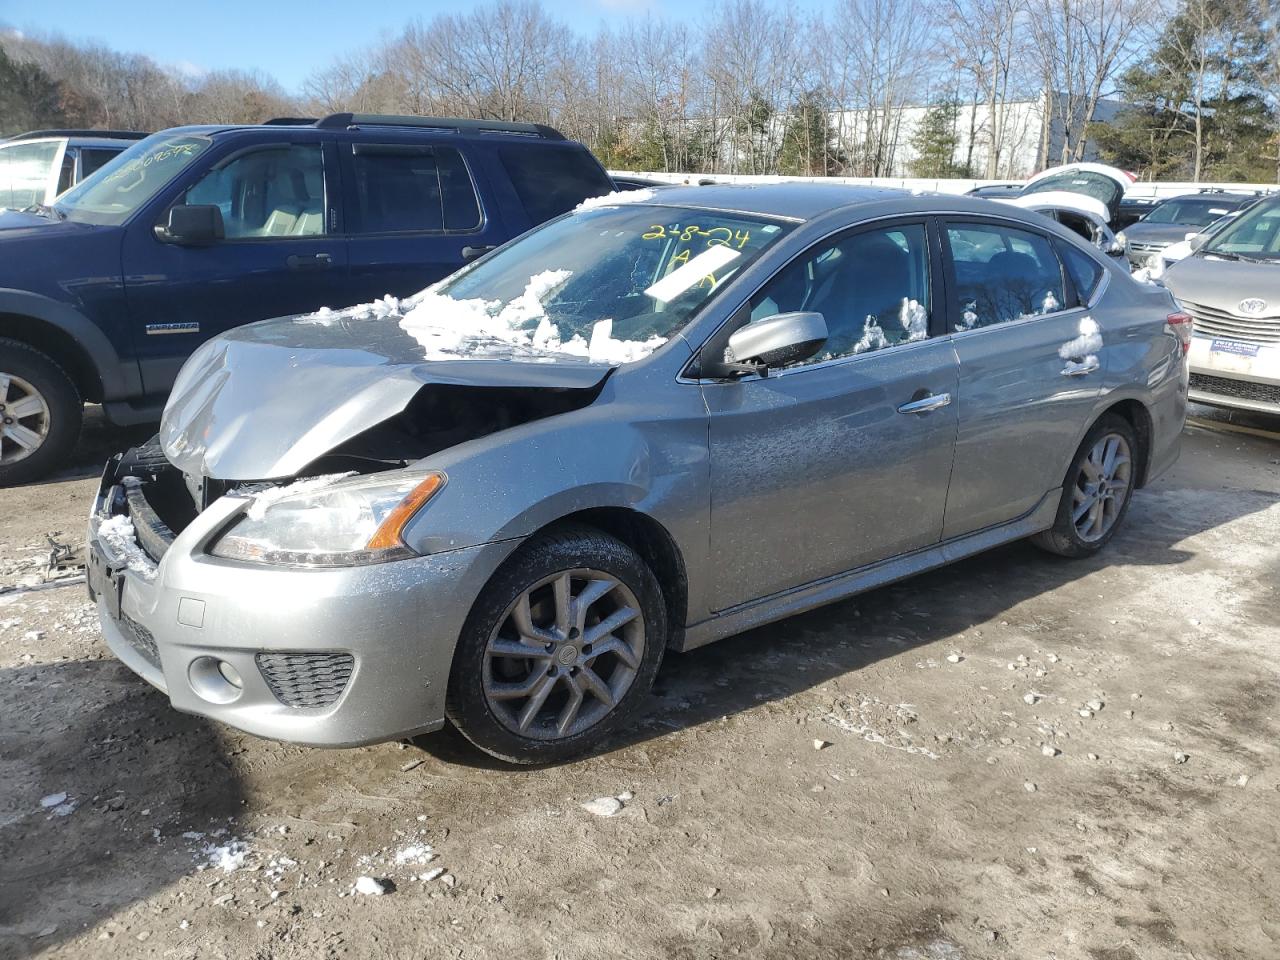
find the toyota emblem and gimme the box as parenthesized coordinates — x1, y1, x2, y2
(1238, 298, 1268, 315)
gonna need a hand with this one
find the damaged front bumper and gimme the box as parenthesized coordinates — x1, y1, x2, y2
(87, 453, 515, 747)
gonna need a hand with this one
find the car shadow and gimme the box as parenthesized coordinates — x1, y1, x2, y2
(415, 481, 1280, 770)
(0, 659, 246, 957)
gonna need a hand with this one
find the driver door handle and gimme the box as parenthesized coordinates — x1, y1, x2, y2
(287, 252, 333, 271)
(897, 392, 952, 415)
(462, 245, 496, 261)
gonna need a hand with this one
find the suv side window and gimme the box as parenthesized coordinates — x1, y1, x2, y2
(351, 144, 481, 234)
(1058, 242, 1105, 306)
(747, 223, 932, 366)
(499, 145, 614, 223)
(185, 144, 325, 239)
(946, 222, 1066, 329)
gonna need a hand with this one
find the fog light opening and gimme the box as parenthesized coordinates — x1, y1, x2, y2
(188, 656, 244, 704)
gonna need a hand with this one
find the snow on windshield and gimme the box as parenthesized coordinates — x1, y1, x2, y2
(398, 270, 667, 364)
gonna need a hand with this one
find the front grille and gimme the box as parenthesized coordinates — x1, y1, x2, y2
(121, 613, 160, 667)
(1182, 300, 1280, 344)
(256, 653, 355, 708)
(1190, 373, 1280, 405)
(1128, 240, 1169, 255)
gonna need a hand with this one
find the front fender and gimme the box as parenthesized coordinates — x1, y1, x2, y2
(0, 288, 140, 399)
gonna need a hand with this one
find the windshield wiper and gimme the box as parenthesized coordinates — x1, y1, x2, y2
(22, 203, 66, 222)
(1201, 251, 1239, 261)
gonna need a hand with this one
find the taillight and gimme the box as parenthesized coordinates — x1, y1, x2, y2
(1166, 312, 1192, 354)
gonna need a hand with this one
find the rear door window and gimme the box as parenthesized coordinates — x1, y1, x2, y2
(351, 144, 480, 234)
(945, 222, 1067, 330)
(1058, 242, 1105, 306)
(499, 145, 613, 224)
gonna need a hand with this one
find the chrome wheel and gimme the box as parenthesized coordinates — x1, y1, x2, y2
(483, 568, 645, 741)
(0, 372, 51, 465)
(1072, 432, 1132, 542)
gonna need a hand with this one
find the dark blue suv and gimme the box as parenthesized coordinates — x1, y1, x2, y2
(0, 113, 615, 484)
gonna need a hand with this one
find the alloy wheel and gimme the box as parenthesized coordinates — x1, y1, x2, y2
(0, 372, 51, 465)
(482, 568, 646, 741)
(1072, 432, 1132, 542)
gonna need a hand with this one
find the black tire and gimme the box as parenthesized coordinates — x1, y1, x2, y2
(446, 524, 667, 765)
(0, 339, 82, 487)
(1031, 414, 1139, 558)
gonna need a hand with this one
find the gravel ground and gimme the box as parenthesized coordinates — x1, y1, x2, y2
(0, 407, 1277, 960)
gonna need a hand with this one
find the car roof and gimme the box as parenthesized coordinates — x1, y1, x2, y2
(627, 182, 911, 221)
(625, 182, 1075, 225)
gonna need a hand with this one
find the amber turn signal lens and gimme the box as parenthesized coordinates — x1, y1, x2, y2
(365, 473, 446, 550)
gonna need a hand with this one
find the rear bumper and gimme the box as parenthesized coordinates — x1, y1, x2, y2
(90, 469, 518, 747)
(1187, 335, 1280, 414)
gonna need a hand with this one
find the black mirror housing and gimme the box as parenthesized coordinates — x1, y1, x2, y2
(156, 204, 225, 246)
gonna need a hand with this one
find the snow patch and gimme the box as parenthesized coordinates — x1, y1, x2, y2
(574, 188, 654, 212)
(201, 839, 250, 872)
(581, 796, 624, 817)
(96, 516, 158, 581)
(354, 876, 391, 895)
(899, 297, 929, 342)
(243, 473, 356, 521)
(852, 316, 889, 354)
(392, 843, 435, 866)
(1059, 316, 1102, 373)
(398, 269, 666, 364)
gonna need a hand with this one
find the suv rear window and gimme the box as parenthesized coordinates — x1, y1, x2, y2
(351, 144, 480, 234)
(499, 145, 613, 224)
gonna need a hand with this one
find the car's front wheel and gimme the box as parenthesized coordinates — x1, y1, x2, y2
(0, 339, 82, 487)
(1031, 414, 1138, 558)
(446, 525, 667, 764)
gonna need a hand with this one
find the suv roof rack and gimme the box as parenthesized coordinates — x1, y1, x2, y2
(309, 113, 565, 140)
(263, 117, 319, 126)
(4, 129, 149, 142)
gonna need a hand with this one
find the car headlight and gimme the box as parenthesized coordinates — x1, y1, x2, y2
(1115, 231, 1127, 248)
(209, 472, 445, 566)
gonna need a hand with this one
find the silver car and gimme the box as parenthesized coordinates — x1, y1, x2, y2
(88, 185, 1189, 763)
(1163, 195, 1280, 415)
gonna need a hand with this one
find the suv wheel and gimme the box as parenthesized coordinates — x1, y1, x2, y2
(1031, 414, 1138, 558)
(446, 525, 666, 764)
(0, 339, 82, 486)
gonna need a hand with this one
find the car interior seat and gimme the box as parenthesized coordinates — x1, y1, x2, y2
(811, 234, 913, 356)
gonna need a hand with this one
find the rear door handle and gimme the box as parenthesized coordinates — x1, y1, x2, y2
(287, 253, 333, 271)
(897, 392, 952, 415)
(1061, 358, 1100, 376)
(462, 245, 496, 261)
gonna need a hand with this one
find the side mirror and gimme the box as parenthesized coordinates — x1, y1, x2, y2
(1187, 233, 1208, 251)
(155, 204, 225, 246)
(712, 312, 828, 377)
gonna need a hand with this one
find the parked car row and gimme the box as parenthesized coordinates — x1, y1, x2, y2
(0, 128, 146, 210)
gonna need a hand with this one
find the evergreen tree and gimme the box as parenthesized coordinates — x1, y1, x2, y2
(778, 89, 839, 176)
(908, 99, 970, 178)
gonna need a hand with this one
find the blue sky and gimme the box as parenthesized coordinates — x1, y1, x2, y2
(0, 0, 688, 91)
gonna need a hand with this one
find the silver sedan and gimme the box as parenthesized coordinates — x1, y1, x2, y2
(89, 184, 1188, 763)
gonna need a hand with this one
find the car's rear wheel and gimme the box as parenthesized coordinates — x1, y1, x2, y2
(1031, 414, 1138, 558)
(446, 525, 666, 765)
(0, 339, 82, 487)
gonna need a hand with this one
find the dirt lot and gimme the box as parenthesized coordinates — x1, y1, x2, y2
(1, 407, 1277, 960)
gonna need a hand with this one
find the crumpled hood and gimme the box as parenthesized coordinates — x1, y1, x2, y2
(160, 310, 614, 480)
(1164, 255, 1280, 315)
